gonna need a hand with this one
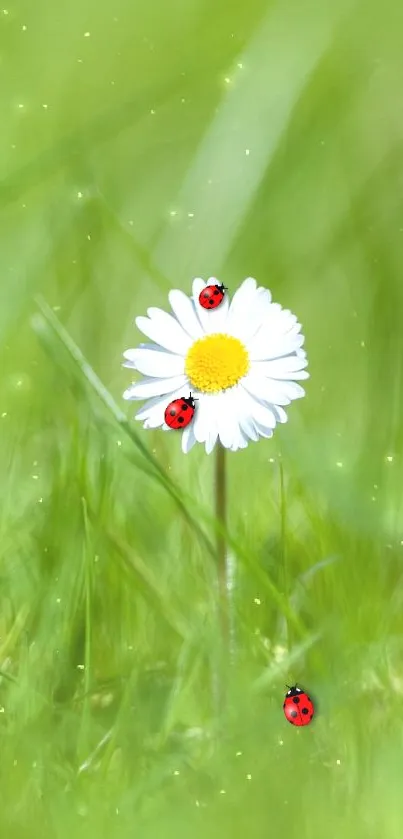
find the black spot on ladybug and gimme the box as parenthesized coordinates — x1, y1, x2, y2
(292, 697, 300, 704)
(209, 299, 215, 306)
(181, 403, 188, 410)
(309, 713, 313, 720)
(290, 710, 297, 718)
(307, 696, 311, 702)
(177, 416, 184, 424)
(301, 707, 309, 715)
(169, 409, 176, 416)
(283, 702, 285, 708)
(213, 288, 220, 295)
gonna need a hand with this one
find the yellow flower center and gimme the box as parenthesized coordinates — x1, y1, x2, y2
(185, 333, 250, 393)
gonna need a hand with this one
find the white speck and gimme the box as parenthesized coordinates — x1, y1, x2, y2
(373, 484, 378, 489)
(17, 103, 24, 110)
(2, 9, 9, 15)
(386, 455, 393, 462)
(1, 412, 7, 418)
(77, 58, 83, 64)
(77, 664, 85, 670)
(360, 340, 365, 348)
(87, 234, 91, 241)
(336, 759, 341, 765)
(170, 210, 177, 217)
(77, 191, 83, 199)
(181, 97, 186, 103)
(173, 770, 180, 776)
(150, 109, 155, 115)
(237, 62, 243, 69)
(224, 77, 231, 84)
(84, 31, 90, 37)
(22, 24, 27, 30)
(269, 457, 275, 463)
(195, 800, 200, 807)
(245, 149, 250, 156)
(56, 598, 61, 604)
(0, 707, 5, 713)
(371, 496, 376, 502)
(279, 739, 284, 746)
(400, 540, 403, 546)
(128, 645, 133, 650)
(219, 789, 226, 795)
(38, 498, 43, 504)
(117, 440, 122, 447)
(13, 760, 17, 766)
(246, 774, 252, 780)
(32, 761, 37, 768)
(32, 474, 39, 480)
(336, 461, 343, 468)
(42, 103, 48, 109)
(111, 81, 115, 86)
(53, 306, 61, 311)
(115, 808, 119, 815)
(16, 380, 22, 388)
(254, 598, 261, 605)
(94, 555, 99, 563)
(236, 751, 242, 757)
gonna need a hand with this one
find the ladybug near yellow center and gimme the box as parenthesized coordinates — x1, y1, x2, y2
(198, 282, 227, 310)
(164, 393, 197, 429)
(283, 685, 314, 727)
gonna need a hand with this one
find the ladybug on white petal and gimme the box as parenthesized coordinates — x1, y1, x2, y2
(283, 685, 315, 727)
(198, 282, 227, 310)
(164, 393, 197, 430)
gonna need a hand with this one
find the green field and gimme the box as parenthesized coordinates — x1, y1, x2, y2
(1, 0, 403, 836)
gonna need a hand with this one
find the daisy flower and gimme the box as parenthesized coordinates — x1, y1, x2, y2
(123, 277, 308, 454)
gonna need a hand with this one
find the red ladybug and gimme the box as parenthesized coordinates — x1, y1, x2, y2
(198, 283, 227, 310)
(283, 685, 314, 727)
(164, 393, 197, 429)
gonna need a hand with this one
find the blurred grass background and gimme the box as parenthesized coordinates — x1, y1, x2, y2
(1, 0, 403, 836)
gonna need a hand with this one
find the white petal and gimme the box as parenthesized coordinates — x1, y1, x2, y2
(205, 425, 218, 455)
(135, 394, 168, 421)
(136, 309, 192, 354)
(192, 394, 211, 443)
(134, 385, 194, 429)
(241, 373, 287, 412)
(214, 389, 244, 449)
(252, 356, 309, 380)
(192, 277, 230, 334)
(249, 326, 304, 362)
(124, 347, 185, 378)
(182, 423, 197, 453)
(123, 375, 187, 400)
(168, 289, 204, 340)
(242, 371, 306, 406)
(253, 421, 274, 439)
(192, 277, 207, 298)
(272, 405, 288, 424)
(226, 281, 271, 343)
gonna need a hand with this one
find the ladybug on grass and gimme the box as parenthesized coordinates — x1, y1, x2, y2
(283, 685, 314, 727)
(198, 282, 227, 310)
(164, 393, 197, 430)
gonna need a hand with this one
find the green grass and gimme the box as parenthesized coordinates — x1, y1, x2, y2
(1, 0, 403, 836)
